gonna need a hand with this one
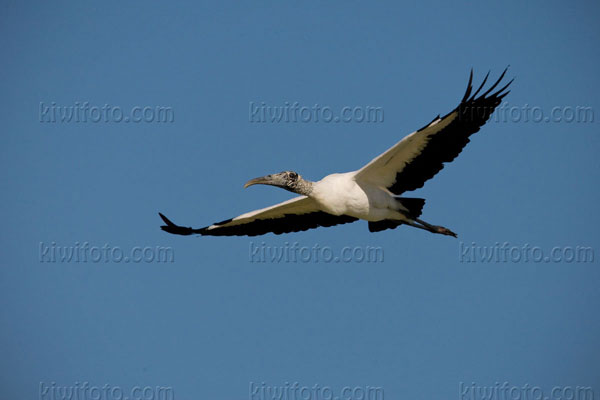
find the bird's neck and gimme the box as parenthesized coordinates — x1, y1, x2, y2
(292, 178, 314, 196)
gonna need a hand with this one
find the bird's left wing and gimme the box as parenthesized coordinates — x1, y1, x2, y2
(159, 196, 357, 237)
(355, 68, 512, 194)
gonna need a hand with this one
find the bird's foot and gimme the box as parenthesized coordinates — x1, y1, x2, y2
(434, 226, 457, 238)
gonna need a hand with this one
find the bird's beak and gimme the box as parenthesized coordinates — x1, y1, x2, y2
(244, 175, 275, 189)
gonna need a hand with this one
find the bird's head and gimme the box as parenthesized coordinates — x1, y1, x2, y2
(244, 171, 309, 194)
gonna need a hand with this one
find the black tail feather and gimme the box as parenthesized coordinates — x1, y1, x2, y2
(398, 197, 426, 218)
(368, 220, 403, 232)
(368, 197, 426, 232)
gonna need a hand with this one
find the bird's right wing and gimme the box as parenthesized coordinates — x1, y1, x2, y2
(159, 196, 358, 237)
(355, 68, 512, 194)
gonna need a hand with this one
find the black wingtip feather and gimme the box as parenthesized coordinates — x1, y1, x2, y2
(498, 89, 511, 99)
(481, 66, 509, 98)
(469, 70, 490, 100)
(495, 78, 514, 97)
(158, 212, 173, 225)
(158, 212, 197, 235)
(461, 69, 475, 103)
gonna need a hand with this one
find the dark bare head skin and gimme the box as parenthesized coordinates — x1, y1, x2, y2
(244, 171, 313, 195)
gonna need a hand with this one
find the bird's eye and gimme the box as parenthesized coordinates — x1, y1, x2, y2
(289, 172, 298, 180)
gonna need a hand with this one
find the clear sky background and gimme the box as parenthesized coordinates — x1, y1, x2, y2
(1, 1, 599, 399)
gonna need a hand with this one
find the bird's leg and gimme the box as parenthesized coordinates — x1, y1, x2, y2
(414, 218, 457, 238)
(403, 220, 436, 233)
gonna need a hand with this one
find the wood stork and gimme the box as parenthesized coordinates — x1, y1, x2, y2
(159, 69, 512, 237)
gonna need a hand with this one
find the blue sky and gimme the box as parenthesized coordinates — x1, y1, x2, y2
(1, 1, 599, 399)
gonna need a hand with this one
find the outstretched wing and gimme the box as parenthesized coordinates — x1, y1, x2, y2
(159, 196, 358, 237)
(355, 68, 513, 194)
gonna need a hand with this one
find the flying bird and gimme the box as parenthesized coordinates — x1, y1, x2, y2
(159, 68, 512, 237)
